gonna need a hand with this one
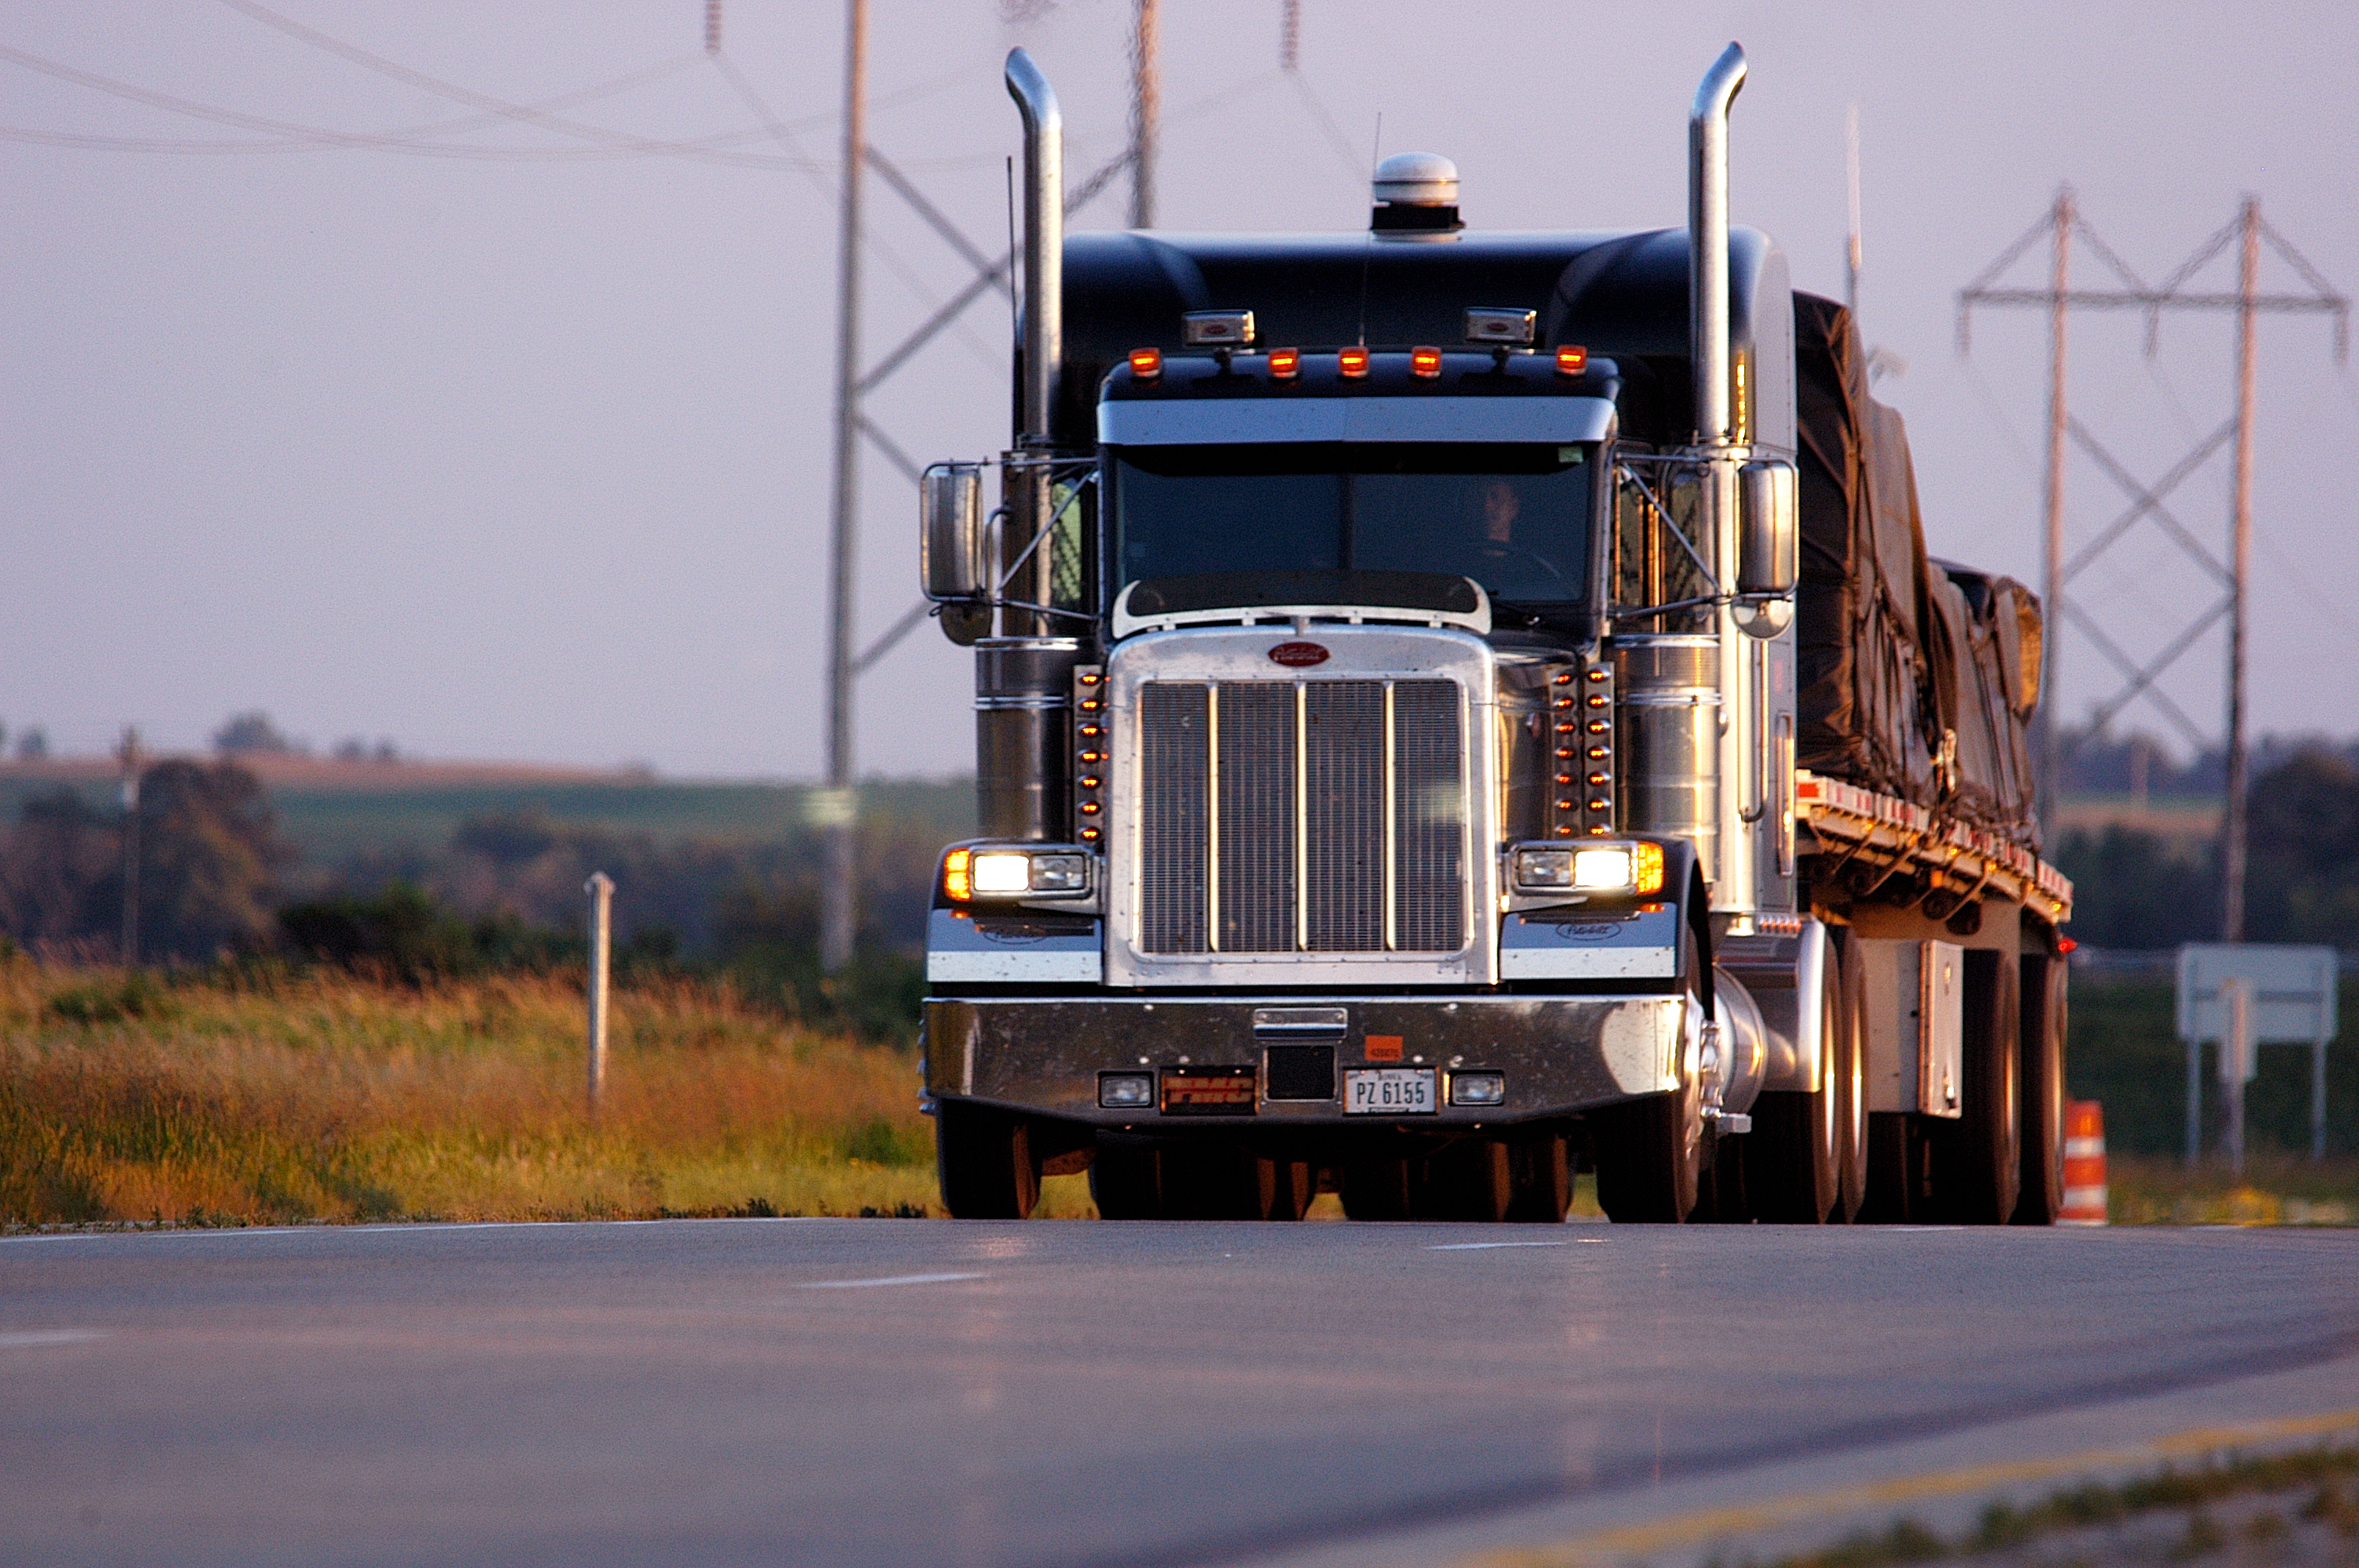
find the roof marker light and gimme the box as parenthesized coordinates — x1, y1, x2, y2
(1267, 347, 1300, 380)
(1410, 346, 1443, 379)
(1337, 346, 1370, 379)
(1555, 344, 1589, 376)
(1129, 347, 1163, 381)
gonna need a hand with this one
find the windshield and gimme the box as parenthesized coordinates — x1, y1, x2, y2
(1107, 442, 1597, 613)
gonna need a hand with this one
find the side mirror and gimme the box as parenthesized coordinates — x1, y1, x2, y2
(921, 465, 990, 644)
(1734, 459, 1797, 637)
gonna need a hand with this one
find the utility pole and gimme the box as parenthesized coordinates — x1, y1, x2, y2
(2222, 198, 2259, 942)
(117, 725, 140, 967)
(1958, 196, 2346, 913)
(2040, 188, 2072, 838)
(1844, 105, 1861, 322)
(820, 0, 868, 975)
(1129, 0, 1159, 229)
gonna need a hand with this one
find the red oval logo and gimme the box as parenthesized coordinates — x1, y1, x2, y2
(1268, 641, 1330, 668)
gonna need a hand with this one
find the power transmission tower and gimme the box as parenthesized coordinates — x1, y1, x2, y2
(117, 725, 140, 967)
(1129, 0, 1158, 228)
(819, 0, 869, 975)
(1958, 194, 2347, 939)
(801, 6, 1137, 971)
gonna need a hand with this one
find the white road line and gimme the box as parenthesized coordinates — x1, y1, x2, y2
(0, 1329, 107, 1349)
(1430, 1240, 1572, 1251)
(797, 1272, 986, 1290)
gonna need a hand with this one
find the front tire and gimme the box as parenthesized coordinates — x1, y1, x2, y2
(936, 1102, 1040, 1219)
(1594, 927, 1707, 1223)
(2012, 950, 2068, 1225)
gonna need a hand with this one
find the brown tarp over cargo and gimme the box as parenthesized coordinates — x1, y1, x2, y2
(1792, 293, 2041, 850)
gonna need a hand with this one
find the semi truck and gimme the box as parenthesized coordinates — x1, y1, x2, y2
(912, 43, 2074, 1224)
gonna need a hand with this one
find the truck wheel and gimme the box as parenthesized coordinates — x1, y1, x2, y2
(1830, 929, 1868, 1221)
(1593, 927, 1706, 1223)
(1089, 1139, 1164, 1221)
(1743, 929, 1844, 1222)
(1928, 952, 2022, 1224)
(936, 1102, 1040, 1219)
(2012, 952, 2068, 1225)
(1268, 1160, 1315, 1221)
(1161, 1145, 1275, 1220)
(1505, 1132, 1572, 1223)
(1858, 1112, 1924, 1222)
(1426, 1138, 1512, 1221)
(1339, 1158, 1416, 1221)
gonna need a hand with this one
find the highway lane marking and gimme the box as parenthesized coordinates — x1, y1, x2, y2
(1452, 1405, 2359, 1568)
(0, 1330, 107, 1349)
(1431, 1242, 1573, 1251)
(797, 1272, 986, 1290)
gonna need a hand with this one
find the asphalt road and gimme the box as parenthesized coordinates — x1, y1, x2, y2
(3, 1219, 2357, 1567)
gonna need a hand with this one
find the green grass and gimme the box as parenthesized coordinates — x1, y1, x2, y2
(1715, 1445, 2359, 1568)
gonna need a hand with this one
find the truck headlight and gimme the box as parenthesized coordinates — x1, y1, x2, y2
(944, 845, 1095, 902)
(1511, 840, 1663, 895)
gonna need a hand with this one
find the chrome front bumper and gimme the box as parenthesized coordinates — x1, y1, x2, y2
(921, 993, 1688, 1127)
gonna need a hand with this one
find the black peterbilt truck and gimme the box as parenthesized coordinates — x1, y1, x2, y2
(913, 44, 2073, 1223)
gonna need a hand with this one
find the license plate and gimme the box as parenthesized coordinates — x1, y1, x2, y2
(1344, 1068, 1437, 1115)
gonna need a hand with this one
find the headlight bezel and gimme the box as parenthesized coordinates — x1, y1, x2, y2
(1507, 839, 1667, 897)
(942, 844, 1097, 903)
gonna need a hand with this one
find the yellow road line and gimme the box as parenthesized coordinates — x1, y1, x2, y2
(1452, 1406, 2359, 1568)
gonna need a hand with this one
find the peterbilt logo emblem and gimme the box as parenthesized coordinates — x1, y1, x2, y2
(1268, 641, 1330, 667)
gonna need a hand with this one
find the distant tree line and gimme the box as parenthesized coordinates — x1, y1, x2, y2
(0, 760, 944, 1041)
(2054, 746, 2359, 949)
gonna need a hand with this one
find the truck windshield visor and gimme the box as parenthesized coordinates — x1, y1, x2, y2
(1107, 442, 1595, 611)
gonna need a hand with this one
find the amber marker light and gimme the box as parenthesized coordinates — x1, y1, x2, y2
(1337, 346, 1370, 379)
(1555, 344, 1589, 376)
(943, 848, 974, 903)
(1129, 347, 1163, 381)
(1410, 346, 1443, 379)
(1267, 347, 1300, 379)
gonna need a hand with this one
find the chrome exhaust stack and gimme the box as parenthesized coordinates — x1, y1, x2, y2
(982, 48, 1077, 840)
(1688, 42, 1745, 447)
(1004, 48, 1062, 448)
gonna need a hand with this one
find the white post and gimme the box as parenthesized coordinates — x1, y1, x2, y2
(2221, 976, 2252, 1178)
(2315, 1029, 2330, 1163)
(585, 872, 614, 1111)
(2185, 1033, 2202, 1168)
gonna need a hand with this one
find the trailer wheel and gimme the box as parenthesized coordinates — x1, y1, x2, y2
(1505, 1132, 1572, 1223)
(1594, 929, 1707, 1223)
(1831, 928, 1868, 1221)
(1268, 1160, 1315, 1221)
(1161, 1145, 1276, 1220)
(1928, 951, 2022, 1224)
(1339, 1159, 1416, 1221)
(936, 1102, 1040, 1220)
(1089, 1139, 1163, 1221)
(1426, 1138, 1513, 1221)
(2012, 951, 2068, 1225)
(1744, 927, 1845, 1223)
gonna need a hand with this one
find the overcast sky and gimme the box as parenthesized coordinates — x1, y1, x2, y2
(2, 1, 2354, 777)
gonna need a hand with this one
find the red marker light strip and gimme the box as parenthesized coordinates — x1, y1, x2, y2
(1337, 347, 1370, 379)
(1267, 347, 1300, 379)
(1129, 347, 1162, 380)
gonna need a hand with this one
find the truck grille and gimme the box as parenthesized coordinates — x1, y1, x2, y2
(1136, 678, 1465, 953)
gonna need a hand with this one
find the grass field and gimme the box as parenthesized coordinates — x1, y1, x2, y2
(2, 953, 2348, 1230)
(0, 956, 1069, 1225)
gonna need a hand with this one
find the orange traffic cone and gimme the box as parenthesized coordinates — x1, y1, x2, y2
(2060, 1100, 2108, 1225)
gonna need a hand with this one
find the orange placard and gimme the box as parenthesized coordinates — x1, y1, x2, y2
(1364, 1035, 1405, 1062)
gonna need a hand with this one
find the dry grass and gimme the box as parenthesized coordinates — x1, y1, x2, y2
(0, 959, 950, 1225)
(2106, 1152, 2359, 1226)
